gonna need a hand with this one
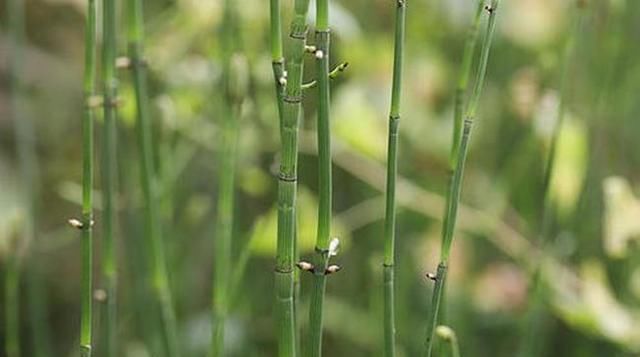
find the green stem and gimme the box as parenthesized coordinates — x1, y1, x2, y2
(81, 0, 97, 355)
(127, 1, 179, 356)
(436, 325, 461, 357)
(382, 1, 406, 356)
(101, 0, 118, 354)
(450, 0, 484, 168)
(274, 0, 311, 356)
(517, 3, 585, 356)
(5, 255, 20, 357)
(309, 1, 332, 356)
(424, 2, 500, 356)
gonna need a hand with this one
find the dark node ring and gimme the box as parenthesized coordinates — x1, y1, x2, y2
(274, 267, 293, 274)
(278, 173, 297, 182)
(284, 95, 302, 104)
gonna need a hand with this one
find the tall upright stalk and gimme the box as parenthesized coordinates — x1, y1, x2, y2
(517, 3, 585, 356)
(423, 2, 500, 356)
(101, 0, 118, 354)
(80, 0, 98, 354)
(127, 1, 179, 356)
(274, 0, 311, 356)
(382, 1, 406, 356)
(308, 1, 333, 356)
(211, 1, 245, 355)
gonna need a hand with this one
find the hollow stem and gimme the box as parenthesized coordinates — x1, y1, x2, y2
(80, 0, 97, 354)
(308, 1, 333, 356)
(273, 0, 311, 356)
(127, 1, 179, 356)
(424, 2, 500, 356)
(382, 1, 406, 356)
(101, 0, 118, 354)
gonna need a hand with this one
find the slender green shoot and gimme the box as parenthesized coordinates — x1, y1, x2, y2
(382, 1, 406, 356)
(308, 0, 335, 356)
(211, 1, 247, 355)
(424, 2, 500, 356)
(80, 0, 98, 354)
(274, 0, 311, 356)
(435, 325, 461, 357)
(101, 0, 118, 354)
(127, 1, 179, 355)
(517, 2, 585, 356)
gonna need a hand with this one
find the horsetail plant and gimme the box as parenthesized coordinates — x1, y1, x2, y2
(211, 1, 247, 355)
(382, 1, 406, 356)
(518, 2, 585, 356)
(79, 0, 98, 354)
(273, 0, 311, 356)
(127, 1, 179, 355)
(101, 0, 118, 353)
(6, 2, 34, 356)
(424, 1, 500, 355)
(307, 0, 338, 356)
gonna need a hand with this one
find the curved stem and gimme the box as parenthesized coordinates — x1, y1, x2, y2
(424, 2, 500, 356)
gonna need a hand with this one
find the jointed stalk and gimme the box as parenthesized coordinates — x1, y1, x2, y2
(101, 0, 118, 354)
(274, 0, 311, 356)
(81, 0, 97, 354)
(382, 1, 406, 356)
(424, 2, 500, 356)
(211, 1, 246, 355)
(127, 1, 179, 356)
(308, 1, 333, 356)
(517, 3, 585, 356)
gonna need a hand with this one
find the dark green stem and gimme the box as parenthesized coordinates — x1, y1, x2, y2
(424, 2, 500, 356)
(308, 1, 332, 356)
(382, 1, 406, 356)
(128, 1, 179, 356)
(81, 0, 97, 355)
(101, 0, 118, 354)
(274, 0, 311, 356)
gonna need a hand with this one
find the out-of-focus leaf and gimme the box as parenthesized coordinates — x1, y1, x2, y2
(549, 118, 588, 217)
(249, 187, 349, 256)
(333, 84, 387, 161)
(603, 176, 640, 258)
(551, 261, 640, 351)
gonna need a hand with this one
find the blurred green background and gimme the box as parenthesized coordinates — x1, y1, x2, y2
(1, 0, 640, 356)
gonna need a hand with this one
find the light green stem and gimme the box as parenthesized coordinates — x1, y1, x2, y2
(274, 0, 311, 356)
(382, 1, 406, 356)
(424, 2, 500, 356)
(127, 1, 179, 356)
(81, 0, 97, 355)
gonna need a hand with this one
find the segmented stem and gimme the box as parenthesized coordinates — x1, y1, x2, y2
(383, 1, 406, 356)
(308, 1, 332, 356)
(81, 0, 97, 354)
(274, 0, 311, 356)
(424, 2, 500, 356)
(127, 1, 179, 355)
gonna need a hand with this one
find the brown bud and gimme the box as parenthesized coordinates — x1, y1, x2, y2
(296, 261, 315, 271)
(325, 264, 342, 275)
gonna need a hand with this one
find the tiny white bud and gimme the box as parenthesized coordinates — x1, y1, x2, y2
(68, 218, 84, 229)
(93, 289, 107, 302)
(115, 56, 131, 69)
(279, 77, 287, 86)
(435, 325, 455, 341)
(296, 261, 315, 271)
(328, 237, 340, 257)
(325, 264, 342, 275)
(315, 50, 324, 59)
(426, 272, 437, 281)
